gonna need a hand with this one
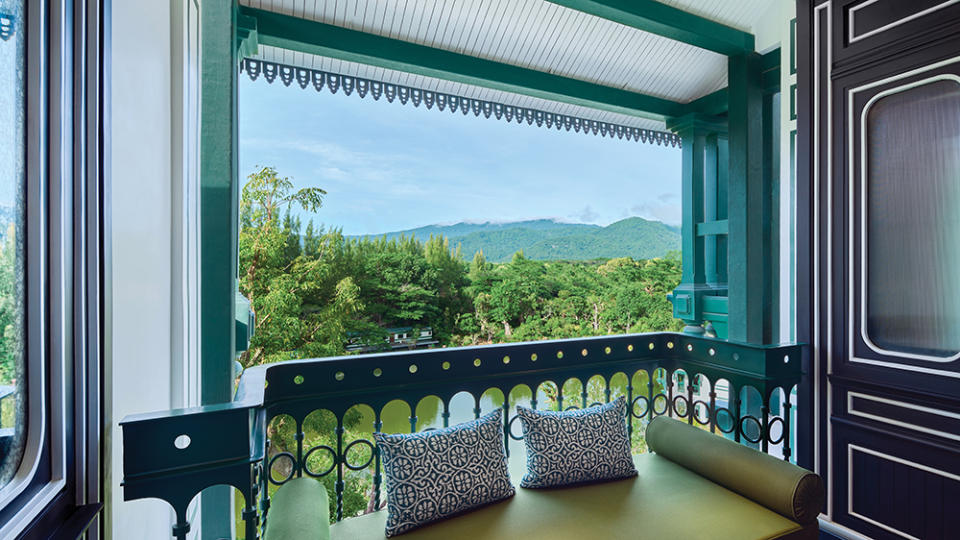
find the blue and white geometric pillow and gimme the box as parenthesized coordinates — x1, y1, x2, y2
(374, 409, 515, 537)
(516, 397, 637, 488)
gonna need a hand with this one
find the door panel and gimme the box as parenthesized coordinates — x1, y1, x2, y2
(839, 56, 960, 398)
(812, 1, 960, 538)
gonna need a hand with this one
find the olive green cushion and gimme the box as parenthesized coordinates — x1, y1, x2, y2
(328, 453, 812, 540)
(646, 416, 824, 524)
(264, 477, 331, 540)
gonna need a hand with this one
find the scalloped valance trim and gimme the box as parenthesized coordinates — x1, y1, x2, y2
(240, 59, 681, 148)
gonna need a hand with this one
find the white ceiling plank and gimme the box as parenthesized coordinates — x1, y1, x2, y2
(239, 0, 770, 104)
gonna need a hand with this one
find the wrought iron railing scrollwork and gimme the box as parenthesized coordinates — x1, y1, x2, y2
(120, 333, 802, 539)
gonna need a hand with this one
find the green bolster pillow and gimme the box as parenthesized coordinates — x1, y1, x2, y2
(646, 415, 823, 525)
(263, 477, 331, 540)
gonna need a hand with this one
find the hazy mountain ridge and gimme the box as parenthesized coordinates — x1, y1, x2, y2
(350, 217, 680, 262)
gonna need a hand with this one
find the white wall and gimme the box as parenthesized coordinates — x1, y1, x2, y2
(753, 0, 799, 342)
(104, 1, 199, 538)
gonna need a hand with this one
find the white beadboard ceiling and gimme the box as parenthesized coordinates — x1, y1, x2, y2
(240, 0, 772, 131)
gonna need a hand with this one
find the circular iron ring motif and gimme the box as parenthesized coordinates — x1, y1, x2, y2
(767, 416, 786, 445)
(588, 401, 604, 408)
(267, 451, 297, 485)
(714, 407, 736, 434)
(739, 415, 764, 444)
(343, 439, 376, 471)
(507, 415, 525, 441)
(671, 395, 690, 418)
(652, 394, 669, 415)
(630, 396, 650, 419)
(564, 405, 580, 411)
(692, 400, 711, 424)
(302, 444, 337, 478)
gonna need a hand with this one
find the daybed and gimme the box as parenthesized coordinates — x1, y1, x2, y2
(264, 415, 823, 540)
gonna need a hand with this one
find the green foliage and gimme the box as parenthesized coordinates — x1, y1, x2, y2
(0, 224, 22, 387)
(239, 167, 683, 363)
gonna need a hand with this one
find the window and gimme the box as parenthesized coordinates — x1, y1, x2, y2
(0, 0, 103, 536)
(0, 0, 26, 491)
(864, 78, 960, 359)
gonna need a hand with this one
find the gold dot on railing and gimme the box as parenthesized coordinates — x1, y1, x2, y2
(648, 343, 654, 350)
(264, 380, 269, 388)
(604, 347, 611, 355)
(556, 351, 564, 359)
(373, 368, 382, 377)
(503, 356, 510, 364)
(409, 364, 418, 374)
(474, 358, 482, 367)
(335, 371, 345, 381)
(709, 348, 716, 356)
(667, 342, 675, 349)
(530, 353, 538, 361)
(294, 375, 304, 385)
(628, 344, 634, 352)
(581, 349, 588, 357)
(442, 361, 450, 370)
(686, 344, 694, 352)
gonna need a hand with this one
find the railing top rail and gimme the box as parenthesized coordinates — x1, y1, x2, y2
(120, 332, 802, 426)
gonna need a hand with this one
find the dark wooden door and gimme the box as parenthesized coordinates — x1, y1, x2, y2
(811, 1, 960, 538)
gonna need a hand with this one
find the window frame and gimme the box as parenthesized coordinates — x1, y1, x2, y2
(0, 0, 104, 536)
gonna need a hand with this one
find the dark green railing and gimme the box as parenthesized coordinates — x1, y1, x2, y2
(120, 332, 803, 539)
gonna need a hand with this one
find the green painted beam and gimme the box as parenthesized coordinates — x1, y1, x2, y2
(696, 219, 729, 236)
(683, 89, 729, 116)
(241, 6, 685, 121)
(547, 0, 754, 55)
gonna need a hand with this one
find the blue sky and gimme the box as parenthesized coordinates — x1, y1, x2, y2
(239, 77, 681, 236)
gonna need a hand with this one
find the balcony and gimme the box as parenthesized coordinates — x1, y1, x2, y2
(121, 332, 801, 538)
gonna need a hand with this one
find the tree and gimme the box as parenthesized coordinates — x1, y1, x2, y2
(238, 166, 327, 366)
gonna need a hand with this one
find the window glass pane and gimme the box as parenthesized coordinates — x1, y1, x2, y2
(865, 79, 960, 357)
(0, 0, 27, 486)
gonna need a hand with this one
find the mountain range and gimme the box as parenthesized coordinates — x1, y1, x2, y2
(349, 217, 680, 262)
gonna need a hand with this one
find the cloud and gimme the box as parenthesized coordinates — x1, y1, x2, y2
(658, 193, 679, 203)
(570, 205, 600, 223)
(628, 201, 681, 225)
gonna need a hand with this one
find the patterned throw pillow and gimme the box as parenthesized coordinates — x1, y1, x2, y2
(374, 409, 515, 537)
(517, 397, 637, 488)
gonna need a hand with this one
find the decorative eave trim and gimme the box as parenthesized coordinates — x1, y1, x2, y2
(0, 13, 15, 41)
(240, 59, 682, 148)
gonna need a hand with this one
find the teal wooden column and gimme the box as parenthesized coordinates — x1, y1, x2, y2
(727, 53, 768, 344)
(199, 0, 239, 538)
(666, 114, 727, 334)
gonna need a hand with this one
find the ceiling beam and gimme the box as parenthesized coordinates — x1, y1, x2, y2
(682, 88, 728, 116)
(241, 6, 686, 121)
(547, 0, 755, 55)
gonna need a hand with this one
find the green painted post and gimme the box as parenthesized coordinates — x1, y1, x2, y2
(717, 136, 729, 287)
(764, 90, 781, 343)
(704, 135, 719, 286)
(666, 114, 727, 334)
(199, 0, 239, 538)
(726, 53, 767, 344)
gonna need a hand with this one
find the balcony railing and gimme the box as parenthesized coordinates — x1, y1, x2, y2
(120, 332, 803, 539)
